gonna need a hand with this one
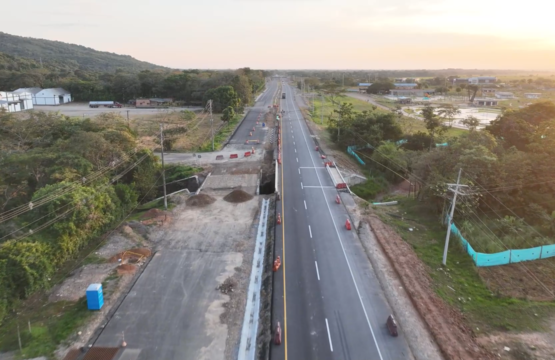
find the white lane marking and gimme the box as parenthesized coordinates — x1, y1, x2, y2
(325, 318, 333, 352)
(295, 149, 297, 153)
(308, 225, 312, 238)
(287, 88, 384, 360)
(294, 142, 296, 145)
(304, 200, 307, 209)
(315, 261, 320, 280)
(301, 182, 304, 189)
(298, 168, 301, 174)
(303, 186, 336, 189)
(296, 157, 298, 162)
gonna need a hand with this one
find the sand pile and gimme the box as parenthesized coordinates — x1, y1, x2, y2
(223, 189, 253, 203)
(117, 264, 137, 275)
(141, 208, 164, 219)
(186, 193, 216, 207)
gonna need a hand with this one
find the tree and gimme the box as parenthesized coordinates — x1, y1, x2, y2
(421, 104, 448, 150)
(461, 116, 481, 131)
(437, 104, 461, 126)
(366, 79, 394, 95)
(400, 131, 433, 151)
(221, 106, 235, 122)
(467, 84, 479, 102)
(231, 74, 252, 106)
(203, 86, 240, 113)
(322, 81, 342, 105)
(330, 102, 354, 143)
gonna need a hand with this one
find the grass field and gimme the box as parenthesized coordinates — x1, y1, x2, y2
(372, 198, 555, 334)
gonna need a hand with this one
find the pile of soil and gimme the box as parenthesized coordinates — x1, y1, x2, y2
(109, 247, 152, 263)
(223, 189, 253, 203)
(186, 193, 216, 207)
(117, 264, 137, 275)
(141, 208, 164, 219)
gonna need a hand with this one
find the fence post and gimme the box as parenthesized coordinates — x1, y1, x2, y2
(509, 249, 512, 264)
(540, 245, 543, 259)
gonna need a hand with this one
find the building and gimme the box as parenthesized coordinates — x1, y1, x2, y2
(135, 99, 151, 107)
(525, 93, 541, 99)
(473, 98, 499, 107)
(0, 91, 34, 112)
(453, 78, 469, 85)
(495, 92, 515, 99)
(393, 83, 418, 90)
(14, 87, 71, 105)
(389, 89, 435, 97)
(358, 83, 372, 93)
(468, 76, 497, 84)
(149, 98, 173, 106)
(482, 88, 496, 96)
(395, 97, 412, 104)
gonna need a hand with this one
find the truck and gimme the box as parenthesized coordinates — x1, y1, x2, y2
(282, 93, 286, 99)
(89, 101, 122, 108)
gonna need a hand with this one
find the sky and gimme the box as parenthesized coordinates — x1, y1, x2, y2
(3, 0, 555, 70)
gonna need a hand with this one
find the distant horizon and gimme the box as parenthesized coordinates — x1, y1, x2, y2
(2, 0, 555, 71)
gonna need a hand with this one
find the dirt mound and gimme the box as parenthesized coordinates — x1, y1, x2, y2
(109, 248, 151, 263)
(141, 208, 164, 219)
(367, 214, 496, 360)
(223, 189, 253, 203)
(117, 264, 137, 275)
(186, 193, 216, 207)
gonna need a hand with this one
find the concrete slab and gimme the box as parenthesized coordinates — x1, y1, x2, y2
(202, 174, 258, 190)
(94, 250, 242, 360)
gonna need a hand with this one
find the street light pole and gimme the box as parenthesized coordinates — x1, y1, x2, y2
(321, 93, 324, 125)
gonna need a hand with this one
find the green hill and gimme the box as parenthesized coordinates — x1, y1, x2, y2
(0, 32, 166, 72)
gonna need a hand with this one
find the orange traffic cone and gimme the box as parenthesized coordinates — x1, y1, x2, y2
(253, 127, 256, 131)
(277, 213, 281, 225)
(252, 146, 255, 154)
(336, 195, 341, 204)
(273, 256, 281, 272)
(249, 132, 252, 136)
(345, 219, 352, 230)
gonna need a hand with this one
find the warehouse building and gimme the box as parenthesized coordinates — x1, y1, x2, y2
(0, 91, 34, 112)
(13, 87, 72, 105)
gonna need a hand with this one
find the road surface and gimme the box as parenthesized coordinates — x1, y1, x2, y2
(159, 80, 280, 165)
(272, 82, 412, 360)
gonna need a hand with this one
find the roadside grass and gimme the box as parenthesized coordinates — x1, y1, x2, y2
(372, 198, 555, 333)
(0, 296, 92, 359)
(198, 113, 242, 152)
(350, 173, 389, 201)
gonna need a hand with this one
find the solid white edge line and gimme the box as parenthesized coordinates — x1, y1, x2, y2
(315, 261, 320, 280)
(308, 225, 312, 238)
(325, 318, 333, 352)
(288, 86, 385, 360)
(304, 200, 307, 209)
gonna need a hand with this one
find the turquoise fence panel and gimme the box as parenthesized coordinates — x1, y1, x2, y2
(510, 247, 541, 263)
(466, 242, 478, 264)
(436, 142, 449, 147)
(540, 244, 555, 259)
(475, 250, 511, 267)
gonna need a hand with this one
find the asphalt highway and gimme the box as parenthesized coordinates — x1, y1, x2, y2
(272, 82, 412, 360)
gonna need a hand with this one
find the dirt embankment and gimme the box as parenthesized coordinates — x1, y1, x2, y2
(367, 214, 496, 360)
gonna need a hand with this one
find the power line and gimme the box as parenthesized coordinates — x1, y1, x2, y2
(1, 153, 149, 243)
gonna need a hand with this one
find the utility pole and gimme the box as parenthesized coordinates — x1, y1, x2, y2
(342, 73, 344, 87)
(159, 123, 168, 210)
(442, 168, 468, 265)
(208, 99, 214, 151)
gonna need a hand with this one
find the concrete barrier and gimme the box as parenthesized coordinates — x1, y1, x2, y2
(230, 154, 238, 159)
(215, 155, 224, 160)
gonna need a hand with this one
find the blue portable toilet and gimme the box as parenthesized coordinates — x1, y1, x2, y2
(86, 283, 104, 310)
(262, 122, 266, 127)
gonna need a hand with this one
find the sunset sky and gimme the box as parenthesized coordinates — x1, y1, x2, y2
(3, 0, 555, 70)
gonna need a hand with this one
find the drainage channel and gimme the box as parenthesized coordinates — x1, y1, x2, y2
(238, 198, 270, 360)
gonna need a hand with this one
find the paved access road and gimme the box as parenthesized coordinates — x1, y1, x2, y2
(272, 82, 413, 360)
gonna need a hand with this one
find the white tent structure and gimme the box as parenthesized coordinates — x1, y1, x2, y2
(0, 91, 34, 112)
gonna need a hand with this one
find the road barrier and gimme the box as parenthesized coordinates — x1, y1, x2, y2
(273, 256, 281, 272)
(336, 195, 341, 204)
(345, 219, 352, 230)
(215, 155, 224, 160)
(230, 154, 238, 159)
(249, 132, 252, 136)
(244, 151, 251, 157)
(277, 213, 281, 224)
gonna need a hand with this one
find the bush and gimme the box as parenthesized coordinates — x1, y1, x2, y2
(351, 176, 389, 201)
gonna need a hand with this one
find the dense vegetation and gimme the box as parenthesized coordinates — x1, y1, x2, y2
(343, 101, 555, 253)
(0, 32, 268, 105)
(0, 111, 165, 325)
(0, 32, 164, 73)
